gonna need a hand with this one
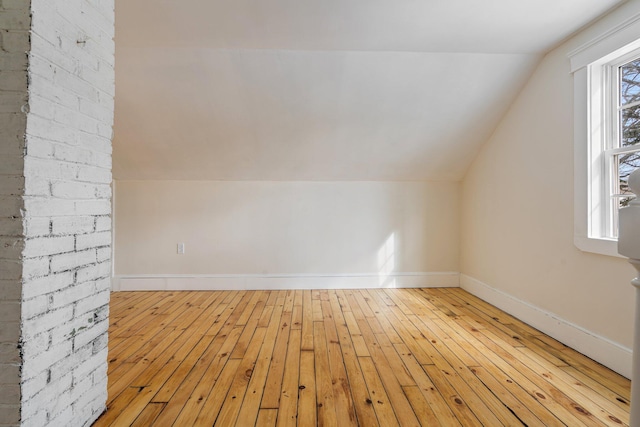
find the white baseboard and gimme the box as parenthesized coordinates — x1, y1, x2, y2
(460, 274, 632, 379)
(112, 272, 460, 292)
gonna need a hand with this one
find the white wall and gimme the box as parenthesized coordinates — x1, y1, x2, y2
(461, 1, 640, 377)
(114, 180, 460, 288)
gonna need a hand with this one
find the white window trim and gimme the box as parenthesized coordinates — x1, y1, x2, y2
(570, 12, 640, 258)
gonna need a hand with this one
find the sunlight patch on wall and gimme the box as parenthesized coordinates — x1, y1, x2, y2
(378, 233, 396, 287)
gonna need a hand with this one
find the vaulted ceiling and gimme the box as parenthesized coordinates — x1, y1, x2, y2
(113, 0, 625, 181)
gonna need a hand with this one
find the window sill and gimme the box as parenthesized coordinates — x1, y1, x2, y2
(574, 235, 625, 258)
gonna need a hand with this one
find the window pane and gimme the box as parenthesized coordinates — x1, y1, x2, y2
(621, 105, 640, 147)
(621, 59, 640, 106)
(617, 151, 640, 195)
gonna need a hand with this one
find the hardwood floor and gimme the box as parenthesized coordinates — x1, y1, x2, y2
(93, 288, 631, 426)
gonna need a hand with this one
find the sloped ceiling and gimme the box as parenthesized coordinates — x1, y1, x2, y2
(114, 0, 625, 181)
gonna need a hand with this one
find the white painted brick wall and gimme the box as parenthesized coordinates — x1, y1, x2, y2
(16, 0, 115, 425)
(0, 0, 115, 423)
(22, 272, 74, 300)
(51, 216, 95, 236)
(50, 249, 97, 274)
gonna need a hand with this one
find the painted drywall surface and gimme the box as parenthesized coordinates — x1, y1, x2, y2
(114, 49, 540, 182)
(113, 0, 625, 183)
(461, 2, 640, 349)
(114, 180, 459, 277)
(118, 0, 621, 53)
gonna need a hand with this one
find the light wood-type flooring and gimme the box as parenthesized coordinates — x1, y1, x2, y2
(93, 288, 631, 426)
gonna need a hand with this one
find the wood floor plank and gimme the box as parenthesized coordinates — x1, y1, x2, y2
(107, 293, 194, 368)
(257, 409, 278, 427)
(215, 327, 267, 426)
(437, 314, 589, 426)
(235, 303, 285, 426)
(115, 292, 196, 339)
(515, 346, 629, 426)
(427, 315, 562, 426)
(230, 297, 267, 360)
(93, 385, 142, 426)
(412, 315, 523, 425)
(284, 290, 296, 313)
(423, 364, 483, 427)
(101, 294, 247, 426)
(106, 326, 177, 399)
(313, 321, 339, 427)
(150, 331, 236, 425)
(470, 366, 552, 427)
(403, 385, 443, 427)
(374, 332, 416, 387)
(472, 328, 606, 427)
(545, 338, 630, 399)
(363, 289, 404, 344)
(236, 290, 265, 327)
(292, 305, 302, 330)
(130, 402, 165, 427)
(352, 297, 421, 426)
(151, 294, 234, 403)
(322, 300, 358, 427)
(192, 358, 242, 426)
(358, 356, 399, 426)
(95, 289, 630, 427)
(164, 327, 244, 425)
(328, 291, 379, 427)
(109, 288, 166, 320)
(562, 366, 631, 413)
(105, 328, 183, 405)
(312, 299, 323, 322)
(301, 290, 314, 351)
(393, 343, 461, 427)
(275, 329, 301, 427)
(261, 310, 293, 408)
(148, 293, 249, 424)
(216, 307, 282, 426)
(297, 350, 317, 427)
(378, 293, 440, 365)
(444, 288, 543, 339)
(266, 291, 279, 307)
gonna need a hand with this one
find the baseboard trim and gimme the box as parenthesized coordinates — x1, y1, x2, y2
(112, 272, 460, 292)
(460, 274, 632, 379)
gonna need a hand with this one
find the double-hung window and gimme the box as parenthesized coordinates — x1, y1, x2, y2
(605, 55, 640, 238)
(571, 19, 640, 257)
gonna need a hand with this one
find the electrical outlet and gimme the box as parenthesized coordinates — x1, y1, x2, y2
(177, 243, 185, 254)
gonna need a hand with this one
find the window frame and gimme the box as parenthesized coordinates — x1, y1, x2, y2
(570, 14, 640, 258)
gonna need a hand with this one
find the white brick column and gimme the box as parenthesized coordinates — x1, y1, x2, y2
(0, 0, 115, 426)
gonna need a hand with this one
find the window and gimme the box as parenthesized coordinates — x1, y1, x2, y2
(605, 55, 640, 238)
(570, 15, 640, 257)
